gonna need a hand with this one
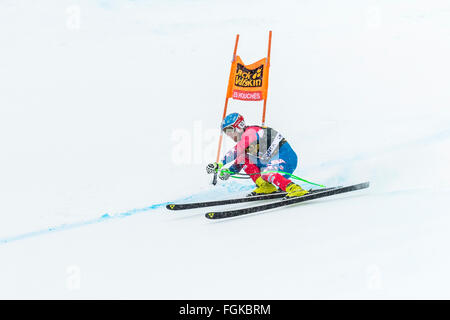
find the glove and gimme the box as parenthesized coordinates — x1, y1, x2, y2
(206, 162, 223, 174)
(219, 169, 231, 181)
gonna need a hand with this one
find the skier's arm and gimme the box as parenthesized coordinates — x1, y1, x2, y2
(234, 128, 259, 164)
(220, 146, 242, 174)
(221, 146, 237, 166)
(220, 128, 259, 172)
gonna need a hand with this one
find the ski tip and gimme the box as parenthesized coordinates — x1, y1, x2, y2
(360, 181, 370, 188)
(166, 204, 177, 210)
(205, 212, 215, 219)
(348, 181, 370, 191)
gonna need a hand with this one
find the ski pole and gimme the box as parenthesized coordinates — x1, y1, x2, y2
(219, 169, 326, 188)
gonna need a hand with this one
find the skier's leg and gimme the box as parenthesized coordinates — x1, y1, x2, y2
(260, 143, 308, 197)
(241, 158, 261, 183)
(260, 161, 292, 191)
(260, 143, 297, 190)
(242, 158, 278, 195)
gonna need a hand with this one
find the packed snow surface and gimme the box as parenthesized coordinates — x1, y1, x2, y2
(1, 0, 450, 298)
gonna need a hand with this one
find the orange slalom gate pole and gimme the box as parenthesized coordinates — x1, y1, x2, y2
(213, 34, 239, 185)
(262, 30, 272, 127)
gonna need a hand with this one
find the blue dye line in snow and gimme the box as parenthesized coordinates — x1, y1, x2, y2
(0, 182, 255, 246)
(0, 202, 171, 245)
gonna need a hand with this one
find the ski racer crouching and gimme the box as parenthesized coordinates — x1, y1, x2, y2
(207, 112, 308, 198)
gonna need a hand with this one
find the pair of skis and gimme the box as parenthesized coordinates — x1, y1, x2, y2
(166, 181, 370, 219)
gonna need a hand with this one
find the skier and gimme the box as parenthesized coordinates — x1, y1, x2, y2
(207, 112, 309, 198)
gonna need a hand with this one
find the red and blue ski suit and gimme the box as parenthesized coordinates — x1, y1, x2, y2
(221, 125, 298, 190)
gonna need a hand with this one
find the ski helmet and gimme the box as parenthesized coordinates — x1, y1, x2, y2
(221, 113, 245, 131)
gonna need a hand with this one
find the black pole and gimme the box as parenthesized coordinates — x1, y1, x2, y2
(212, 172, 218, 185)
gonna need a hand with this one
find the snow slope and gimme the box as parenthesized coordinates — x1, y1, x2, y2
(1, 0, 450, 298)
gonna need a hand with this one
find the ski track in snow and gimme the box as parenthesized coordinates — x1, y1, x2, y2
(0, 182, 254, 245)
(315, 126, 450, 169)
(0, 202, 169, 245)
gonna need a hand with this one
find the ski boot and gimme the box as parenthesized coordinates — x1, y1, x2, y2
(285, 182, 309, 198)
(247, 177, 278, 196)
